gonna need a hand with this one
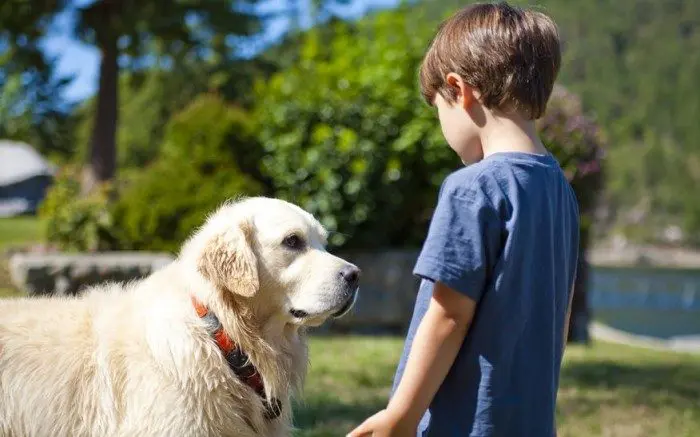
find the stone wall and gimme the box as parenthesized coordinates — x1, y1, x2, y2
(9, 252, 174, 296)
(329, 250, 421, 333)
(8, 250, 421, 332)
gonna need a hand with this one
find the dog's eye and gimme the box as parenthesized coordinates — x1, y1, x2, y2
(282, 234, 305, 250)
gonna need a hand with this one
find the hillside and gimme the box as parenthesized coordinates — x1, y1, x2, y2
(418, 0, 700, 244)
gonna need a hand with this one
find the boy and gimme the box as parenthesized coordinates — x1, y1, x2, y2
(348, 3, 579, 437)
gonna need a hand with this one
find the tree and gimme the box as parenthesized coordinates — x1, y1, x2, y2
(70, 51, 278, 171)
(1, 0, 261, 190)
(77, 0, 263, 189)
(0, 38, 75, 161)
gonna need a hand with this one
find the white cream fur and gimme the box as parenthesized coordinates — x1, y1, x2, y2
(0, 197, 358, 437)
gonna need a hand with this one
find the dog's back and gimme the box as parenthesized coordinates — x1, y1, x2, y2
(0, 288, 120, 436)
(0, 270, 284, 437)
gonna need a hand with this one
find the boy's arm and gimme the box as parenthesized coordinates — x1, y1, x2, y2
(388, 281, 477, 424)
(348, 182, 497, 437)
(347, 281, 476, 436)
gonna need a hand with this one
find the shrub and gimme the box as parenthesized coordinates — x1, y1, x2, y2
(256, 9, 605, 250)
(256, 10, 457, 249)
(39, 165, 120, 252)
(537, 84, 605, 243)
(112, 94, 264, 252)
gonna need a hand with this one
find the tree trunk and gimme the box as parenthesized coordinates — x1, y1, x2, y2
(83, 28, 118, 192)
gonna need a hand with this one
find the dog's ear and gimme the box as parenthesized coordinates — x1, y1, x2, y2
(197, 220, 258, 297)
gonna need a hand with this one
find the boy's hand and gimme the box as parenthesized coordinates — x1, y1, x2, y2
(346, 408, 415, 437)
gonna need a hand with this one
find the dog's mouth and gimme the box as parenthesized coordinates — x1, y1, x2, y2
(289, 288, 358, 321)
(289, 308, 309, 318)
(332, 288, 358, 319)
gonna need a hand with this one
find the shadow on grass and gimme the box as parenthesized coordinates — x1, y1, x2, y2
(560, 359, 700, 411)
(294, 395, 387, 437)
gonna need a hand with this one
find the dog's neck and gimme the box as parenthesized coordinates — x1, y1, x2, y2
(185, 266, 307, 402)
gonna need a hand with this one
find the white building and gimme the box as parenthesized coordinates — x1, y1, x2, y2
(0, 140, 55, 217)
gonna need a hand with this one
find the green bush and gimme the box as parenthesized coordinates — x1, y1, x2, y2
(112, 94, 264, 252)
(256, 10, 457, 249)
(537, 85, 605, 244)
(38, 165, 120, 252)
(256, 9, 605, 250)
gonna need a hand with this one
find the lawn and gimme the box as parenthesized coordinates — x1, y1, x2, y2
(0, 216, 43, 249)
(1, 217, 699, 436)
(296, 337, 700, 437)
(0, 216, 42, 297)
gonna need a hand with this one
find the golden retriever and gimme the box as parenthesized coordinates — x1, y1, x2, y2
(0, 197, 359, 437)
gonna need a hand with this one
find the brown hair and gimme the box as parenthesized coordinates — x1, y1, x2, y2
(419, 2, 561, 120)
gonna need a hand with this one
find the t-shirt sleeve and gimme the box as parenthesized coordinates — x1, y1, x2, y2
(413, 183, 501, 302)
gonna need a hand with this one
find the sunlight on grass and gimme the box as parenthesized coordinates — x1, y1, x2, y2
(0, 216, 43, 249)
(0, 287, 23, 298)
(296, 336, 700, 437)
(0, 216, 42, 296)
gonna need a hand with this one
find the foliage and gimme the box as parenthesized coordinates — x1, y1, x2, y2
(1, 0, 264, 185)
(424, 0, 700, 244)
(537, 85, 605, 242)
(38, 165, 120, 252)
(4, 0, 698, 247)
(256, 8, 604, 250)
(257, 10, 457, 249)
(112, 94, 264, 252)
(73, 67, 208, 169)
(0, 54, 76, 162)
(540, 0, 699, 243)
(71, 54, 279, 171)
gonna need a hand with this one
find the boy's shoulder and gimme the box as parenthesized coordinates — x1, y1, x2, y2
(439, 158, 509, 202)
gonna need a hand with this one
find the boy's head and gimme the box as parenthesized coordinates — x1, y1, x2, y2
(420, 2, 561, 161)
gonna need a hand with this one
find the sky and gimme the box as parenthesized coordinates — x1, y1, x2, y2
(41, 0, 401, 103)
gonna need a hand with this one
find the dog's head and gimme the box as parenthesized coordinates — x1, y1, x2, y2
(183, 197, 359, 326)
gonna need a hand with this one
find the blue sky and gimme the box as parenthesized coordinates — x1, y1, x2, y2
(42, 0, 401, 102)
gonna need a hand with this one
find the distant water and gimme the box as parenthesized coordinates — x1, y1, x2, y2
(589, 266, 700, 339)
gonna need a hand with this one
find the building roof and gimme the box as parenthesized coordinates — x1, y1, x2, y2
(0, 140, 55, 187)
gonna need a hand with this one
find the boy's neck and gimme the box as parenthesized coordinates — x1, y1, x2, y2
(479, 111, 548, 158)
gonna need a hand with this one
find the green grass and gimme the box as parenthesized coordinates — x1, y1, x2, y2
(0, 285, 22, 298)
(0, 216, 41, 298)
(296, 336, 700, 437)
(0, 216, 43, 249)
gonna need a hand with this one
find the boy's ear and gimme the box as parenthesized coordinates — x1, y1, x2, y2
(446, 72, 477, 109)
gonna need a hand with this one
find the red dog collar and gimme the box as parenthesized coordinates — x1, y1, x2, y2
(191, 296, 282, 420)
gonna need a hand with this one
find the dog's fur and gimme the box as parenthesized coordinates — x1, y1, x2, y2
(0, 197, 359, 437)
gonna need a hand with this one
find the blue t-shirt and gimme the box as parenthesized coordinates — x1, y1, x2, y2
(392, 152, 580, 437)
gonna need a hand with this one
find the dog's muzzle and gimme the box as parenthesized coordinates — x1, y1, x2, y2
(332, 287, 358, 318)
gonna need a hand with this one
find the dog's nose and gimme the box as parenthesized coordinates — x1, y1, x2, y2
(339, 265, 360, 288)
